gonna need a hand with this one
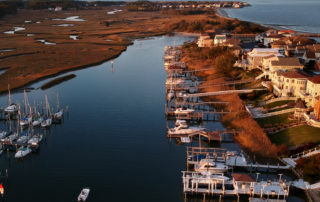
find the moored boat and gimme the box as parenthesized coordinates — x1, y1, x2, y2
(14, 145, 32, 158)
(78, 188, 90, 201)
(194, 159, 229, 173)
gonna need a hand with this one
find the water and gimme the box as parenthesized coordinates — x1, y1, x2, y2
(0, 35, 306, 202)
(0, 35, 195, 202)
(223, 0, 320, 33)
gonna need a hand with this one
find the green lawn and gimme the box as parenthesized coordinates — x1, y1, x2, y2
(256, 113, 293, 127)
(268, 125, 320, 146)
(263, 100, 293, 109)
(268, 106, 293, 113)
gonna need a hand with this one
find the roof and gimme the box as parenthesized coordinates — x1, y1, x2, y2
(278, 29, 297, 34)
(277, 71, 310, 79)
(271, 57, 303, 67)
(308, 75, 320, 84)
(232, 173, 255, 182)
(215, 34, 226, 40)
(252, 48, 279, 53)
(305, 51, 316, 59)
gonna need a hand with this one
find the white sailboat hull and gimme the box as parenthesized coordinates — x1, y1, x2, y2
(15, 147, 32, 158)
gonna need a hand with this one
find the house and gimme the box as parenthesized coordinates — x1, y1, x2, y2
(302, 51, 316, 64)
(272, 71, 310, 97)
(263, 34, 282, 47)
(197, 34, 213, 48)
(265, 29, 277, 37)
(278, 29, 297, 37)
(269, 57, 304, 73)
(305, 75, 320, 106)
(247, 48, 282, 70)
(214, 34, 227, 46)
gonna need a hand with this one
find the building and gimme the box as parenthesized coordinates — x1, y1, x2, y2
(197, 34, 213, 48)
(302, 51, 316, 64)
(247, 48, 282, 70)
(214, 34, 227, 46)
(269, 57, 304, 72)
(272, 71, 309, 97)
(305, 75, 320, 106)
(278, 29, 297, 37)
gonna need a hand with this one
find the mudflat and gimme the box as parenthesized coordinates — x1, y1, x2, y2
(0, 6, 211, 93)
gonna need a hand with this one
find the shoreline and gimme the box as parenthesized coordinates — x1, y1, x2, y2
(216, 8, 320, 35)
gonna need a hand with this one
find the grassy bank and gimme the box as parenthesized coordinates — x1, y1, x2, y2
(181, 43, 278, 157)
(269, 125, 320, 147)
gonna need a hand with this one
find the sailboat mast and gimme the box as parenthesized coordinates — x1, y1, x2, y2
(8, 84, 11, 105)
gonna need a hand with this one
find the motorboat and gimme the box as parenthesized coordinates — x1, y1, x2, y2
(174, 108, 195, 115)
(28, 134, 43, 146)
(41, 118, 52, 128)
(78, 188, 90, 201)
(167, 89, 174, 101)
(194, 159, 229, 173)
(165, 78, 185, 86)
(168, 124, 205, 135)
(14, 145, 32, 158)
(175, 119, 188, 127)
(4, 103, 18, 113)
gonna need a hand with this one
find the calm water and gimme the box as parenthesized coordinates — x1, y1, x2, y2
(223, 0, 320, 33)
(0, 35, 224, 202)
(0, 35, 306, 202)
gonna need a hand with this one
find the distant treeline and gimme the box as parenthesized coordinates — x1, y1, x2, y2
(0, 1, 125, 18)
(126, 1, 159, 12)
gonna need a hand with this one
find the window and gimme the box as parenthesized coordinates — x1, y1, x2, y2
(292, 80, 294, 83)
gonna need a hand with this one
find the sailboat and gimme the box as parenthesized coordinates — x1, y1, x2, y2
(14, 145, 32, 158)
(19, 90, 32, 127)
(32, 113, 43, 127)
(41, 95, 52, 128)
(4, 84, 17, 113)
(53, 93, 63, 120)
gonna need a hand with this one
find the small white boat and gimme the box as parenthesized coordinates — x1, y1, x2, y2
(175, 119, 188, 127)
(28, 134, 43, 146)
(15, 146, 32, 158)
(168, 124, 205, 135)
(4, 104, 18, 113)
(174, 108, 195, 115)
(1, 132, 18, 143)
(0, 131, 9, 139)
(194, 159, 229, 173)
(41, 118, 52, 127)
(16, 135, 28, 144)
(20, 116, 32, 127)
(32, 116, 44, 127)
(167, 89, 174, 101)
(53, 109, 63, 119)
(78, 188, 90, 201)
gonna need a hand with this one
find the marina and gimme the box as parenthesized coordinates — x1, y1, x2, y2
(163, 43, 309, 201)
(0, 35, 308, 201)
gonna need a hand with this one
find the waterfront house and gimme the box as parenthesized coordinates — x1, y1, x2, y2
(305, 75, 320, 106)
(278, 30, 297, 37)
(269, 57, 304, 73)
(197, 34, 214, 48)
(55, 6, 62, 12)
(214, 34, 227, 46)
(247, 48, 282, 70)
(264, 34, 282, 47)
(272, 70, 309, 97)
